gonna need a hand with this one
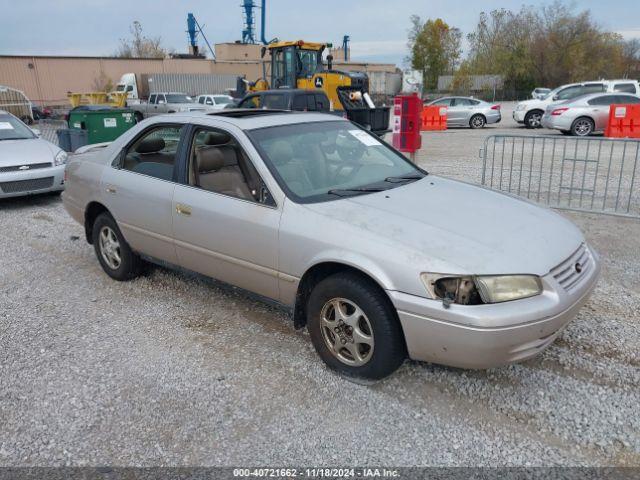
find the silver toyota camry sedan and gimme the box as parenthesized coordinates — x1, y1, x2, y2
(62, 111, 599, 379)
(0, 110, 67, 198)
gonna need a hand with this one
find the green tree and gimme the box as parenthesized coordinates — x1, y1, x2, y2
(408, 16, 461, 91)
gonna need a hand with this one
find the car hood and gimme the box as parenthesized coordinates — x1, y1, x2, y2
(517, 98, 552, 109)
(0, 138, 60, 167)
(305, 177, 584, 276)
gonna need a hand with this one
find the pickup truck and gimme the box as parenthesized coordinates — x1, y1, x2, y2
(128, 92, 208, 121)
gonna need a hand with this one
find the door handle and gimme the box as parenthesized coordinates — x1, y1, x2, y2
(105, 185, 116, 194)
(175, 203, 192, 216)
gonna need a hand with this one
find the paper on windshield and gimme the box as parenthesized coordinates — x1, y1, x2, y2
(0, 122, 15, 130)
(348, 129, 381, 146)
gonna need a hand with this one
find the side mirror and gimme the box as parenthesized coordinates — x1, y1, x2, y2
(31, 128, 41, 137)
(552, 95, 559, 101)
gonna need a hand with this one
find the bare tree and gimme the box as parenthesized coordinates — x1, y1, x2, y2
(92, 69, 114, 92)
(115, 21, 168, 59)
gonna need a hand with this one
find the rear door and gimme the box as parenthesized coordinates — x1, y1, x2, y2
(587, 95, 619, 131)
(101, 123, 186, 264)
(446, 98, 468, 125)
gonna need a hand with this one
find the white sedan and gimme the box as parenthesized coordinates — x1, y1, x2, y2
(196, 94, 235, 110)
(0, 110, 67, 198)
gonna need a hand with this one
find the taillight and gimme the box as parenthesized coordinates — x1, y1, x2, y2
(491, 104, 501, 110)
(552, 108, 569, 116)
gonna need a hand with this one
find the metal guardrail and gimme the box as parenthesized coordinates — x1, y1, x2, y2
(35, 119, 67, 147)
(481, 135, 640, 219)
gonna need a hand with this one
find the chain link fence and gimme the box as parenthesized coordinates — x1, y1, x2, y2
(34, 119, 67, 147)
(481, 135, 640, 218)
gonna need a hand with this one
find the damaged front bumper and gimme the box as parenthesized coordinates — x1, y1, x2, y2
(388, 245, 600, 369)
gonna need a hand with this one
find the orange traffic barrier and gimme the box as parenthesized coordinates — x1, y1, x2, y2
(421, 106, 447, 131)
(605, 104, 640, 138)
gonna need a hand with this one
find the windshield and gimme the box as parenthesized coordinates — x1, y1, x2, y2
(214, 96, 232, 105)
(248, 121, 425, 203)
(166, 94, 193, 104)
(0, 114, 36, 141)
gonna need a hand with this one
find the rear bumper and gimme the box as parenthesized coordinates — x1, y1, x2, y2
(486, 112, 501, 124)
(388, 248, 600, 369)
(0, 165, 65, 199)
(542, 114, 573, 131)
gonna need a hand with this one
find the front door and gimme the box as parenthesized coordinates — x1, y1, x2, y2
(171, 125, 281, 300)
(101, 124, 185, 264)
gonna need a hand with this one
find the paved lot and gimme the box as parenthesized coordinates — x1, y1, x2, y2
(2, 104, 639, 467)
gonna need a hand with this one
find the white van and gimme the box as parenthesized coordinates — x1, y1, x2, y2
(514, 79, 640, 128)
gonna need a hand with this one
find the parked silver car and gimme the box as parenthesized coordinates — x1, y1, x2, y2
(541, 92, 640, 136)
(426, 96, 501, 128)
(62, 111, 599, 379)
(0, 110, 67, 198)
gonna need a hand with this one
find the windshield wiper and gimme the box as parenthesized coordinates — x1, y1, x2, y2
(384, 173, 425, 183)
(327, 187, 387, 197)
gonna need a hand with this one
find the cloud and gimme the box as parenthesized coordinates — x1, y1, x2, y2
(349, 40, 407, 58)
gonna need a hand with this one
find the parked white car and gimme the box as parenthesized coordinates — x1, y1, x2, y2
(531, 88, 551, 100)
(0, 110, 67, 198)
(542, 92, 640, 136)
(196, 94, 234, 110)
(514, 80, 640, 128)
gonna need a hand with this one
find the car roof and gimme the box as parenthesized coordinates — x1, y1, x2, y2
(562, 92, 640, 104)
(154, 110, 344, 130)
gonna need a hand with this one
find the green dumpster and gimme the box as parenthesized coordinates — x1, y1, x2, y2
(68, 108, 136, 144)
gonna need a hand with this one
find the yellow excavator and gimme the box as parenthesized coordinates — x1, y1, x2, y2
(238, 40, 390, 134)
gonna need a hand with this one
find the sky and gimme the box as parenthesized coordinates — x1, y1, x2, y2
(0, 0, 639, 66)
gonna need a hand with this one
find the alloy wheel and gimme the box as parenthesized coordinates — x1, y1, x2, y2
(573, 119, 593, 136)
(99, 226, 122, 270)
(471, 115, 485, 128)
(320, 298, 374, 366)
(527, 112, 542, 128)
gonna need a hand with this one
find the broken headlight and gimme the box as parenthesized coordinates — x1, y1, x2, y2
(421, 274, 542, 306)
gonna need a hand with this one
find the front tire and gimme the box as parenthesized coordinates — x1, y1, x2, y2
(524, 110, 543, 128)
(307, 272, 406, 380)
(92, 213, 142, 281)
(571, 117, 594, 137)
(469, 114, 486, 129)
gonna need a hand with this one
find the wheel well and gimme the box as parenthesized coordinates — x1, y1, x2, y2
(84, 202, 110, 244)
(470, 113, 486, 122)
(292, 262, 391, 329)
(526, 109, 544, 117)
(572, 115, 595, 126)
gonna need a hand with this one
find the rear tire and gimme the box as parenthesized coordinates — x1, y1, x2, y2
(524, 110, 543, 128)
(307, 272, 406, 380)
(469, 114, 486, 129)
(92, 213, 142, 281)
(571, 117, 594, 137)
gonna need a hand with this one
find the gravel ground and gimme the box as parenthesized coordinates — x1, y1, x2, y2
(1, 104, 639, 467)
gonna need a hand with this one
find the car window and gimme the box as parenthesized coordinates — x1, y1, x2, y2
(453, 98, 473, 106)
(615, 95, 640, 104)
(239, 95, 261, 109)
(292, 95, 307, 110)
(263, 94, 288, 109)
(187, 127, 274, 205)
(614, 83, 637, 94)
(198, 96, 205, 104)
(306, 95, 317, 111)
(432, 98, 452, 106)
(316, 94, 329, 111)
(588, 95, 619, 106)
(0, 113, 36, 140)
(120, 125, 182, 181)
(248, 121, 423, 203)
(555, 86, 583, 100)
(205, 98, 214, 105)
(149, 94, 157, 104)
(582, 84, 605, 95)
(166, 94, 192, 104)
